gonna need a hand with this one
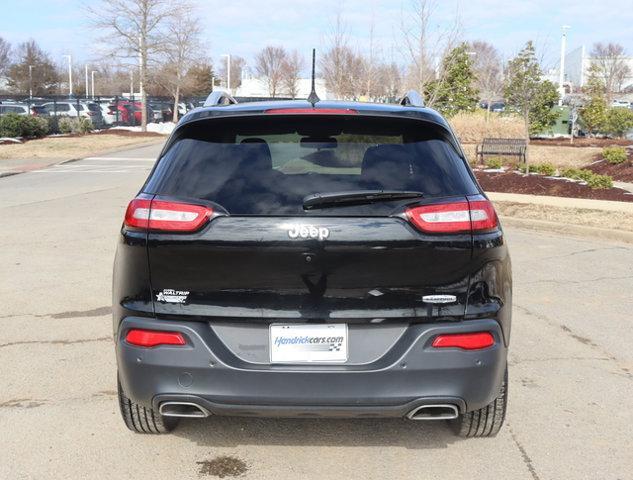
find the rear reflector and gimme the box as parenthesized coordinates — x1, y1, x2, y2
(432, 332, 495, 350)
(124, 198, 213, 232)
(125, 329, 186, 348)
(406, 200, 498, 233)
(265, 108, 358, 115)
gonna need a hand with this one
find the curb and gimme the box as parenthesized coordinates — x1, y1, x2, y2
(0, 137, 164, 178)
(500, 216, 633, 244)
(488, 191, 633, 213)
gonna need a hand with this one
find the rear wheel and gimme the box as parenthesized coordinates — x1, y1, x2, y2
(451, 367, 508, 437)
(117, 376, 178, 434)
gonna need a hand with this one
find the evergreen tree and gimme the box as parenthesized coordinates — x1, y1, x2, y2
(504, 41, 559, 152)
(183, 63, 215, 96)
(427, 43, 479, 117)
(580, 64, 608, 135)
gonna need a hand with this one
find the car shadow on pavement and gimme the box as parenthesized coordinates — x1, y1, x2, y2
(173, 416, 461, 449)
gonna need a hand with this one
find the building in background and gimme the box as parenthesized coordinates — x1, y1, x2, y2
(562, 46, 633, 92)
(234, 77, 330, 100)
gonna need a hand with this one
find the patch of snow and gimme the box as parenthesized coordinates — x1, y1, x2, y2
(482, 168, 506, 173)
(0, 137, 23, 144)
(111, 122, 175, 135)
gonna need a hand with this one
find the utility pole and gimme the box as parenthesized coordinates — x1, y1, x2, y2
(91, 71, 97, 98)
(28, 65, 33, 99)
(222, 54, 231, 92)
(130, 70, 134, 98)
(63, 55, 73, 96)
(85, 64, 89, 98)
(558, 25, 571, 105)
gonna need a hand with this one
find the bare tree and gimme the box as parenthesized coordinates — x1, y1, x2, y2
(156, 3, 201, 122)
(591, 43, 631, 102)
(89, 0, 176, 131)
(6, 40, 59, 94)
(470, 41, 503, 119)
(255, 46, 287, 98)
(0, 36, 11, 78)
(320, 13, 364, 99)
(281, 50, 304, 99)
(218, 55, 245, 90)
(400, 0, 461, 107)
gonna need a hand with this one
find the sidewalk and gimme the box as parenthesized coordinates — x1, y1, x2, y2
(487, 191, 633, 213)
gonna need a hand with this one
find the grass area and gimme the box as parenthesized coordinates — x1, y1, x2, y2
(0, 133, 164, 161)
(494, 201, 633, 232)
(449, 111, 525, 144)
(462, 143, 601, 169)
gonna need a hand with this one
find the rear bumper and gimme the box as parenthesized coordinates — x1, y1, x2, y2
(116, 317, 507, 417)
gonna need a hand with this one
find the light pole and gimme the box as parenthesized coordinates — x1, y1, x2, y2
(63, 55, 73, 97)
(28, 65, 33, 99)
(558, 25, 571, 105)
(85, 64, 89, 98)
(91, 71, 97, 98)
(222, 54, 231, 92)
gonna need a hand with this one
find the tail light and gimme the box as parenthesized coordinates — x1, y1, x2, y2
(124, 197, 213, 232)
(406, 200, 497, 234)
(126, 329, 186, 347)
(432, 332, 495, 350)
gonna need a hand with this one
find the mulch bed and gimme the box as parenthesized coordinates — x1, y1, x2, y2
(584, 149, 633, 182)
(474, 170, 633, 202)
(530, 138, 633, 147)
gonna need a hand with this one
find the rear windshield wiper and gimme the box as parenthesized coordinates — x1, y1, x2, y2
(303, 190, 424, 210)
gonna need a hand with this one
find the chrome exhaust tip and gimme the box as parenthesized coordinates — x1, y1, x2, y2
(159, 401, 210, 418)
(406, 404, 459, 421)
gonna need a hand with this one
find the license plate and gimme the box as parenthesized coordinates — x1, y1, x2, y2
(269, 324, 348, 363)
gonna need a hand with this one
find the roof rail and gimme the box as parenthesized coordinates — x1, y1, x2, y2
(399, 90, 425, 107)
(203, 91, 238, 107)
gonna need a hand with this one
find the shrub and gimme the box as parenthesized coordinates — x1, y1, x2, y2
(0, 113, 49, 138)
(485, 156, 504, 169)
(585, 173, 613, 189)
(561, 167, 581, 179)
(535, 162, 555, 176)
(561, 168, 613, 189)
(603, 108, 633, 138)
(58, 117, 93, 134)
(602, 146, 628, 165)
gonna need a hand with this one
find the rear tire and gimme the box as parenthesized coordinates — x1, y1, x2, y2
(117, 377, 178, 434)
(451, 367, 508, 437)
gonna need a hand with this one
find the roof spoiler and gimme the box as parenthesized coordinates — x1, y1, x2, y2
(203, 91, 238, 107)
(399, 90, 425, 107)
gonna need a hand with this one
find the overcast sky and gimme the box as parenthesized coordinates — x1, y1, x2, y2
(1, 0, 631, 71)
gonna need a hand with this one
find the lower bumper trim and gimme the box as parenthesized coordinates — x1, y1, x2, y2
(153, 394, 466, 419)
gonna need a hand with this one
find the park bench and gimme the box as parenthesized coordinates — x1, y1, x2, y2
(476, 138, 527, 164)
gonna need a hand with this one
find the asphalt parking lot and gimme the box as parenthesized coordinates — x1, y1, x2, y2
(1, 143, 632, 480)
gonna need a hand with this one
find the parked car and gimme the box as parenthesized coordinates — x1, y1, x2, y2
(114, 91, 512, 437)
(611, 100, 630, 108)
(84, 102, 105, 128)
(100, 103, 117, 126)
(111, 101, 153, 125)
(42, 101, 104, 128)
(0, 103, 48, 116)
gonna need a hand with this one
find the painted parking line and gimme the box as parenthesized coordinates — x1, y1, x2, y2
(83, 157, 156, 161)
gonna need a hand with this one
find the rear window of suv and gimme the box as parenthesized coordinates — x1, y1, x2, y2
(145, 115, 478, 215)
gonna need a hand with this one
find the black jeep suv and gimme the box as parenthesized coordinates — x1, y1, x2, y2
(113, 92, 511, 437)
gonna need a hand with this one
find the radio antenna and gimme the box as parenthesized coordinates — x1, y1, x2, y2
(307, 48, 320, 106)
